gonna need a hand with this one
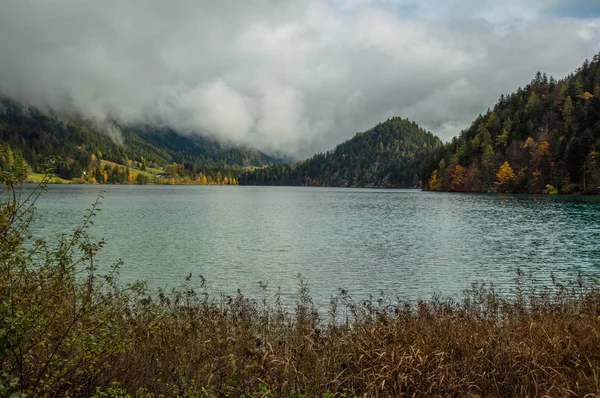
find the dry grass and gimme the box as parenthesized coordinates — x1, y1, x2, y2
(2, 176, 600, 397)
(91, 280, 600, 398)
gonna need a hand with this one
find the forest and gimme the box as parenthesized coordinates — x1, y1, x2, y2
(240, 117, 442, 188)
(421, 53, 600, 194)
(0, 98, 277, 185)
(2, 53, 600, 193)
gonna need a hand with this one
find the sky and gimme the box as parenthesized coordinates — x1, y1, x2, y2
(0, 0, 599, 158)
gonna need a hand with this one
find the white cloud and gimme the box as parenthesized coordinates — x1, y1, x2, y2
(177, 81, 255, 143)
(0, 0, 598, 157)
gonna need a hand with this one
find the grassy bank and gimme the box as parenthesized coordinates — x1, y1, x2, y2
(24, 172, 75, 184)
(2, 177, 600, 397)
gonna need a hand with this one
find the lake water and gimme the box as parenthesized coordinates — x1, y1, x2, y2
(24, 184, 600, 308)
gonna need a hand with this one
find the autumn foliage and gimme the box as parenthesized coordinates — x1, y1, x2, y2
(496, 161, 516, 190)
(2, 177, 600, 397)
(423, 53, 600, 194)
(0, 101, 275, 184)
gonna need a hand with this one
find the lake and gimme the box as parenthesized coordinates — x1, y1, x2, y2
(25, 184, 600, 308)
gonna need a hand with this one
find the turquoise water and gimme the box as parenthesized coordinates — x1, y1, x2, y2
(25, 184, 600, 307)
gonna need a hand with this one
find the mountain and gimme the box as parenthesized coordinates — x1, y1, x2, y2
(240, 117, 442, 188)
(133, 126, 275, 168)
(0, 97, 278, 183)
(422, 53, 600, 194)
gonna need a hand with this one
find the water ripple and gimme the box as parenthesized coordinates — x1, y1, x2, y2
(28, 185, 600, 307)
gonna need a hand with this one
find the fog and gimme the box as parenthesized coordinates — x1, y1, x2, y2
(0, 0, 598, 157)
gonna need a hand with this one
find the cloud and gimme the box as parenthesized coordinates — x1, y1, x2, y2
(0, 0, 598, 157)
(171, 80, 256, 143)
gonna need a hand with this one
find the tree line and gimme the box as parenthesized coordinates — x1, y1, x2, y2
(0, 98, 275, 184)
(422, 53, 600, 194)
(240, 117, 442, 188)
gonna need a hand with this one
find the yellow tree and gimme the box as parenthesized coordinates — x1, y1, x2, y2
(496, 161, 516, 187)
(5, 146, 14, 168)
(89, 153, 98, 173)
(523, 137, 535, 153)
(536, 141, 550, 157)
(429, 170, 440, 191)
(201, 175, 208, 185)
(451, 164, 466, 191)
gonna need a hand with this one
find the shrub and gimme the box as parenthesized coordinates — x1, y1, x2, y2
(2, 171, 600, 397)
(0, 171, 145, 396)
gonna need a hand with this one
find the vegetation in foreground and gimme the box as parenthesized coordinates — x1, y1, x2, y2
(2, 175, 600, 397)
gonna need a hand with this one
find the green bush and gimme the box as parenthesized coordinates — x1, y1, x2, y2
(0, 171, 145, 396)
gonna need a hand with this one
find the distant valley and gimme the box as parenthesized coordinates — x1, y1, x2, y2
(0, 98, 279, 185)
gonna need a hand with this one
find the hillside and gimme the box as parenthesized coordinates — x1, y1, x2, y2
(422, 53, 600, 194)
(134, 127, 275, 168)
(0, 98, 278, 184)
(240, 117, 442, 188)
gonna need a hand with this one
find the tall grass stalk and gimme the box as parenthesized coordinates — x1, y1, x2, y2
(1, 174, 600, 397)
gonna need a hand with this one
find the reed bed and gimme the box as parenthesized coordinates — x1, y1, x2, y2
(2, 177, 600, 397)
(97, 279, 600, 398)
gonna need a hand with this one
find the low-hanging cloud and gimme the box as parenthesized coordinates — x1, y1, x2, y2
(0, 0, 599, 157)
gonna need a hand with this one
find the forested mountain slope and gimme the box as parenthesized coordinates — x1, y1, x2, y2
(240, 117, 442, 188)
(0, 98, 277, 183)
(422, 53, 600, 194)
(134, 127, 276, 167)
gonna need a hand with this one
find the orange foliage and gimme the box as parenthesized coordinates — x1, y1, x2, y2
(89, 153, 98, 171)
(429, 170, 440, 191)
(523, 137, 535, 152)
(451, 165, 466, 191)
(537, 141, 550, 157)
(496, 161, 516, 186)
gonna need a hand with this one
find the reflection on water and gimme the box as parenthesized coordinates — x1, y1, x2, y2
(28, 184, 600, 307)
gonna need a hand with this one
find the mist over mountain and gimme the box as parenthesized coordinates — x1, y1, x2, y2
(241, 117, 442, 188)
(1, 0, 598, 157)
(0, 96, 279, 184)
